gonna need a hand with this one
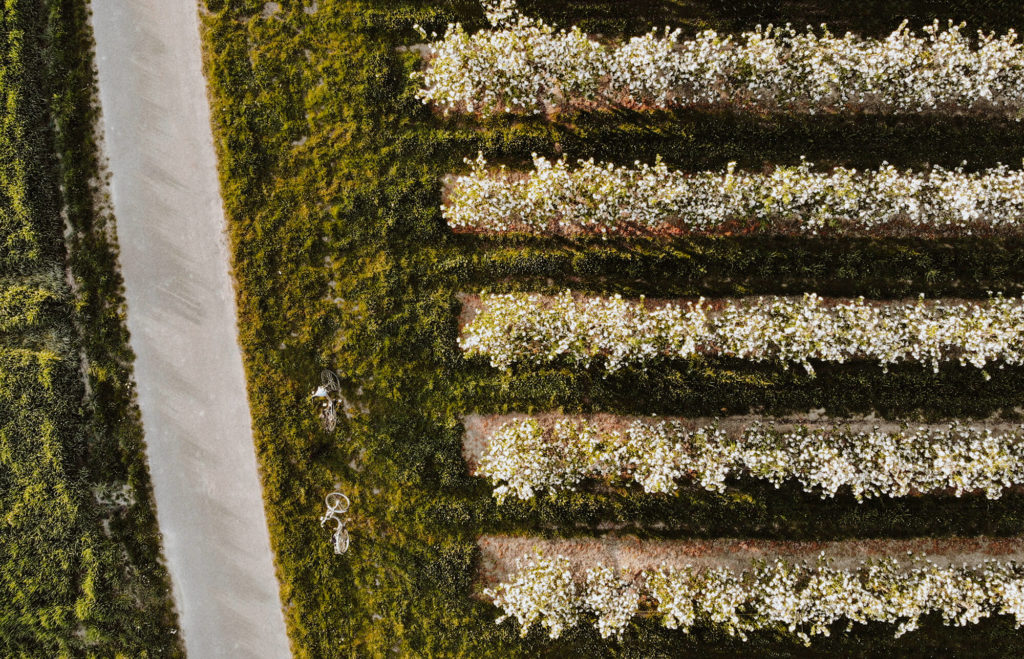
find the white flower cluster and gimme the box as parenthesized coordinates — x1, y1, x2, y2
(414, 0, 1024, 116)
(478, 417, 1024, 502)
(488, 553, 1024, 642)
(460, 291, 1024, 375)
(484, 554, 640, 639)
(445, 153, 1024, 236)
(582, 565, 642, 638)
(484, 553, 580, 639)
(413, 1, 605, 115)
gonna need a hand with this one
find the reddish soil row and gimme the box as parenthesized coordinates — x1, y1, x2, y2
(477, 534, 1024, 584)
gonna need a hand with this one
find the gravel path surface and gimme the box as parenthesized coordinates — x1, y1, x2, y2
(478, 535, 1024, 584)
(90, 1, 290, 656)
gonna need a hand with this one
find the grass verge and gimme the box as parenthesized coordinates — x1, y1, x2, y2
(0, 0, 181, 654)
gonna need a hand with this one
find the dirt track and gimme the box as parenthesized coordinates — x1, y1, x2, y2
(91, 0, 290, 655)
(478, 534, 1024, 584)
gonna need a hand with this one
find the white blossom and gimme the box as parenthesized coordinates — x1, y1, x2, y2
(490, 554, 1024, 643)
(484, 553, 581, 638)
(582, 566, 641, 638)
(415, 1, 1024, 117)
(446, 154, 1024, 237)
(479, 418, 1024, 502)
(461, 291, 1024, 376)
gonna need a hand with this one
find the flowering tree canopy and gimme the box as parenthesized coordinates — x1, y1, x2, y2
(479, 417, 1024, 502)
(415, 0, 1024, 116)
(445, 154, 1024, 237)
(461, 291, 1024, 376)
(488, 553, 1024, 643)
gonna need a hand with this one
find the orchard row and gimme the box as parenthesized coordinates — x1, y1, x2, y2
(416, 0, 1024, 116)
(446, 154, 1024, 237)
(488, 553, 1024, 642)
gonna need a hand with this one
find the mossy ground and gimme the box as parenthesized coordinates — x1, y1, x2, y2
(201, 0, 1024, 655)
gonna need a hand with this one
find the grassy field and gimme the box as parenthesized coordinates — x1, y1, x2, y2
(0, 0, 180, 654)
(200, 0, 1024, 655)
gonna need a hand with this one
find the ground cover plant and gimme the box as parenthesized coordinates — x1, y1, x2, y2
(200, 0, 1024, 654)
(0, 0, 180, 654)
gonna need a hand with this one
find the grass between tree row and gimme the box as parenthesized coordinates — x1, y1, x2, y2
(0, 0, 180, 654)
(200, 0, 1024, 654)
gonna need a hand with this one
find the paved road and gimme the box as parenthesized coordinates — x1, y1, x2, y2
(90, 1, 291, 656)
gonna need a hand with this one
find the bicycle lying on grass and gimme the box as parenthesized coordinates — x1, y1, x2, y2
(319, 491, 350, 555)
(311, 369, 342, 433)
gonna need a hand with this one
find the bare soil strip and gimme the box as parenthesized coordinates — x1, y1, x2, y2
(462, 412, 1024, 471)
(478, 534, 1024, 584)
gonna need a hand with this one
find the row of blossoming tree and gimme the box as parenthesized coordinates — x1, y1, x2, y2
(415, 0, 1024, 117)
(460, 291, 1024, 375)
(427, 4, 1024, 240)
(487, 553, 1024, 641)
(445, 154, 1024, 237)
(477, 417, 1024, 502)
(424, 1, 1024, 645)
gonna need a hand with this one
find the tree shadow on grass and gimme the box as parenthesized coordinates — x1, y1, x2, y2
(521, 0, 1023, 38)
(455, 233, 1024, 300)
(457, 359, 1024, 420)
(461, 108, 1024, 171)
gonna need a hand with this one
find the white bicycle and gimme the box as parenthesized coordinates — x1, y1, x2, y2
(311, 370, 342, 433)
(319, 492, 350, 555)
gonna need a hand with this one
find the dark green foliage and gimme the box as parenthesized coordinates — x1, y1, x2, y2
(459, 234, 1024, 299)
(0, 0, 180, 654)
(449, 111, 1024, 172)
(0, 0, 62, 274)
(399, 0, 1024, 40)
(0, 347, 96, 653)
(0, 283, 60, 334)
(201, 0, 1024, 655)
(517, 0, 1024, 38)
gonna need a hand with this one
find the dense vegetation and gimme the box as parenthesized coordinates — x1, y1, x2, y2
(0, 0, 180, 654)
(200, 0, 1024, 655)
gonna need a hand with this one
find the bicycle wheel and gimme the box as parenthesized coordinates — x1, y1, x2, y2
(321, 369, 341, 392)
(325, 492, 350, 513)
(334, 526, 350, 554)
